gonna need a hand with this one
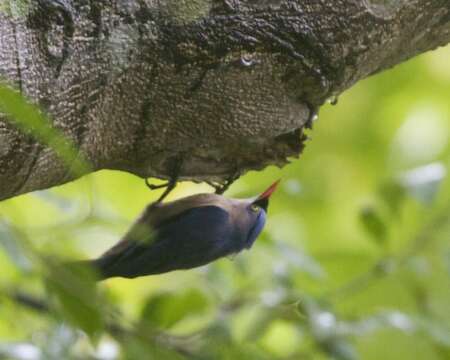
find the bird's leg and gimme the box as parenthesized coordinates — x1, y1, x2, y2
(206, 180, 221, 193)
(154, 178, 177, 203)
(207, 172, 240, 195)
(145, 156, 183, 203)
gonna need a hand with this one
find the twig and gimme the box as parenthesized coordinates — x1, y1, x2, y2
(5, 290, 50, 313)
(1, 288, 195, 357)
(323, 205, 450, 302)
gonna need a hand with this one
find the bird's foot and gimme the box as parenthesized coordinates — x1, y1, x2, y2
(207, 172, 240, 195)
(145, 156, 183, 203)
(144, 180, 170, 191)
(145, 178, 177, 203)
(305, 102, 319, 129)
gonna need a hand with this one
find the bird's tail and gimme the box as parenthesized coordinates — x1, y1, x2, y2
(65, 259, 109, 281)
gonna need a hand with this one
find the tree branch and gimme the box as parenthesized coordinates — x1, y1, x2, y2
(1, 0, 449, 200)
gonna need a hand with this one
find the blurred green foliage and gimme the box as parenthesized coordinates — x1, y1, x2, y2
(0, 45, 449, 359)
(0, 86, 90, 177)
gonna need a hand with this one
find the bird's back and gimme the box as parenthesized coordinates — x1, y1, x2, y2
(94, 204, 237, 278)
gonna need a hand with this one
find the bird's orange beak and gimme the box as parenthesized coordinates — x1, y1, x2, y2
(256, 180, 280, 201)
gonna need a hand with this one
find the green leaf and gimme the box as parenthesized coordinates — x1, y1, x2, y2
(359, 206, 388, 246)
(45, 259, 104, 338)
(140, 289, 210, 330)
(378, 181, 406, 216)
(123, 337, 186, 360)
(0, 84, 91, 178)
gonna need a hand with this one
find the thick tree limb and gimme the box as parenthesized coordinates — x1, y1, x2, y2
(0, 0, 449, 200)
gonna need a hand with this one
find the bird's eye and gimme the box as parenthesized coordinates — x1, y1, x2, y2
(250, 204, 260, 212)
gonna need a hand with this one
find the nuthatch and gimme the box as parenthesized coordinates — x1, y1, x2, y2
(79, 181, 279, 280)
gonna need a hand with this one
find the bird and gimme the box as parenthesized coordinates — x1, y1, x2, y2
(77, 180, 279, 280)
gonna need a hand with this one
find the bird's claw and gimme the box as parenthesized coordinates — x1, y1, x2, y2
(145, 157, 183, 203)
(206, 181, 223, 194)
(145, 178, 177, 203)
(145, 179, 169, 191)
(207, 172, 240, 195)
(305, 102, 319, 129)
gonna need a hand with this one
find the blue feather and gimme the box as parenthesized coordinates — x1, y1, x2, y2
(96, 206, 238, 278)
(245, 210, 266, 249)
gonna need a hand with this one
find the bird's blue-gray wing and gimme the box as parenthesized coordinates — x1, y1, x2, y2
(94, 206, 235, 278)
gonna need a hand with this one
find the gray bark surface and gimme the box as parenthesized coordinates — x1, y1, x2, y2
(0, 0, 449, 200)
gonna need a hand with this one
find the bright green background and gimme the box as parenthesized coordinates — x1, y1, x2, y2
(1, 45, 449, 359)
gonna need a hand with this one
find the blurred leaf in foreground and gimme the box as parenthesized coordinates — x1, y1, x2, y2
(378, 181, 407, 217)
(140, 288, 210, 330)
(0, 84, 90, 177)
(45, 259, 104, 339)
(359, 206, 388, 247)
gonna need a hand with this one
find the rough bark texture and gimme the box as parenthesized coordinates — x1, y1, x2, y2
(0, 0, 449, 201)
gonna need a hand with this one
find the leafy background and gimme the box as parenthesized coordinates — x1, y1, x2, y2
(0, 44, 449, 359)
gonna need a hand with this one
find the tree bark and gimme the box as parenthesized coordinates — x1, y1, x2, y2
(0, 0, 449, 201)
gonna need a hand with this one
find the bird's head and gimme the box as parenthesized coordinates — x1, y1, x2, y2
(234, 180, 280, 249)
(250, 179, 280, 213)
